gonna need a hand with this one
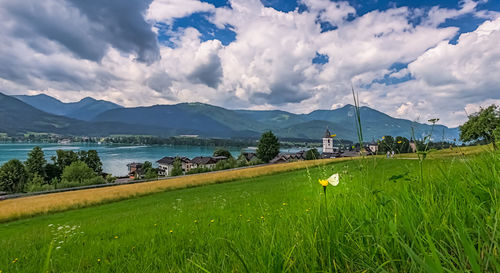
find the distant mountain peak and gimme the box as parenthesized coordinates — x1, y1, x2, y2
(13, 93, 122, 121)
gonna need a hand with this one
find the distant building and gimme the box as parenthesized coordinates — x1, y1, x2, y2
(127, 162, 143, 179)
(156, 156, 191, 176)
(239, 152, 259, 164)
(367, 142, 379, 154)
(178, 135, 199, 138)
(157, 155, 228, 176)
(322, 129, 334, 153)
(270, 151, 306, 164)
(190, 156, 227, 170)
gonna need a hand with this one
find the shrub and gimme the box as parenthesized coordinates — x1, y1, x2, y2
(60, 161, 104, 187)
(305, 149, 320, 160)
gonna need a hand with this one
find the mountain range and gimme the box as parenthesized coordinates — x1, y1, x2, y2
(14, 94, 122, 121)
(1, 92, 459, 142)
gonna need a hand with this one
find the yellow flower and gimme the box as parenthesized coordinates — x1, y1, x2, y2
(282, 202, 287, 206)
(318, 179, 328, 187)
(305, 208, 310, 212)
(247, 219, 251, 222)
(330, 134, 336, 137)
(154, 224, 158, 227)
(194, 220, 198, 223)
(397, 140, 402, 144)
(169, 230, 173, 233)
(382, 136, 385, 139)
(97, 258, 101, 262)
(210, 219, 215, 223)
(114, 235, 118, 239)
(12, 258, 18, 263)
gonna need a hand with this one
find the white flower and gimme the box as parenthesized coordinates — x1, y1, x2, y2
(328, 173, 340, 186)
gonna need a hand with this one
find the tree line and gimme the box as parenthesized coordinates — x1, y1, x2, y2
(0, 147, 110, 194)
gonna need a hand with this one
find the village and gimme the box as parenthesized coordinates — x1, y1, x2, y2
(125, 129, 415, 179)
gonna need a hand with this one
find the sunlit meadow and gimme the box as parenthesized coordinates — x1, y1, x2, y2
(0, 146, 498, 272)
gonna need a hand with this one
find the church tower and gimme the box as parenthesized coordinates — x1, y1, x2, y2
(322, 128, 334, 153)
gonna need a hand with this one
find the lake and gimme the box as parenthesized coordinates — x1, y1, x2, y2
(0, 143, 307, 176)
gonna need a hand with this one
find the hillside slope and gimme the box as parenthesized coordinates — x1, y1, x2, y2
(14, 94, 122, 121)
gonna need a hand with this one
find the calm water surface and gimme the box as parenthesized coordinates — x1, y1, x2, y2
(0, 143, 305, 176)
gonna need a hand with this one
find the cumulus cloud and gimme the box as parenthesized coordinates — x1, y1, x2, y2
(0, 0, 498, 127)
(146, 0, 215, 23)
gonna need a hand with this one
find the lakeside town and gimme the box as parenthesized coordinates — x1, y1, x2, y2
(124, 129, 418, 181)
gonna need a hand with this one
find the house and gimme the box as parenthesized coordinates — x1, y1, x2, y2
(367, 142, 379, 154)
(190, 156, 218, 170)
(270, 151, 306, 164)
(156, 156, 192, 176)
(239, 152, 259, 163)
(127, 162, 143, 178)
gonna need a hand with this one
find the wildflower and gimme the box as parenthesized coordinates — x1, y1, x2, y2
(382, 136, 385, 139)
(247, 219, 251, 222)
(154, 224, 158, 227)
(305, 208, 310, 212)
(210, 219, 215, 223)
(327, 173, 339, 186)
(282, 202, 287, 206)
(56, 246, 61, 250)
(318, 179, 328, 187)
(97, 258, 101, 262)
(12, 258, 18, 263)
(330, 134, 336, 137)
(397, 140, 402, 144)
(239, 214, 242, 217)
(169, 230, 173, 233)
(114, 236, 119, 239)
(194, 220, 198, 223)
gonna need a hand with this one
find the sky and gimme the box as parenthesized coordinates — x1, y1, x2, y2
(0, 0, 499, 127)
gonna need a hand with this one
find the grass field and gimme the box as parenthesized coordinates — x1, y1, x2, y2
(0, 147, 499, 272)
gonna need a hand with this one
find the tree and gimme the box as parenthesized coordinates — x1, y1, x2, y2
(171, 158, 183, 176)
(78, 150, 103, 174)
(378, 135, 395, 154)
(60, 161, 97, 184)
(257, 131, 280, 163)
(0, 159, 29, 193)
(45, 163, 60, 182)
(54, 150, 79, 172)
(213, 148, 233, 158)
(460, 105, 499, 149)
(142, 161, 158, 179)
(394, 136, 410, 154)
(25, 146, 46, 178)
(305, 149, 320, 160)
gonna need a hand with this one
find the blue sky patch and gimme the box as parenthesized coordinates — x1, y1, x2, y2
(312, 52, 329, 65)
(158, 12, 236, 47)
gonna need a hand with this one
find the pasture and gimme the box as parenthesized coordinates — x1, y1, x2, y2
(0, 146, 498, 272)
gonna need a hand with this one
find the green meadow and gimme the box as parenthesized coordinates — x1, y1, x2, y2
(0, 149, 499, 272)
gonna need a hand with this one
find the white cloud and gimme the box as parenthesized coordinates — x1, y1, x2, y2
(0, 0, 498, 127)
(146, 0, 214, 23)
